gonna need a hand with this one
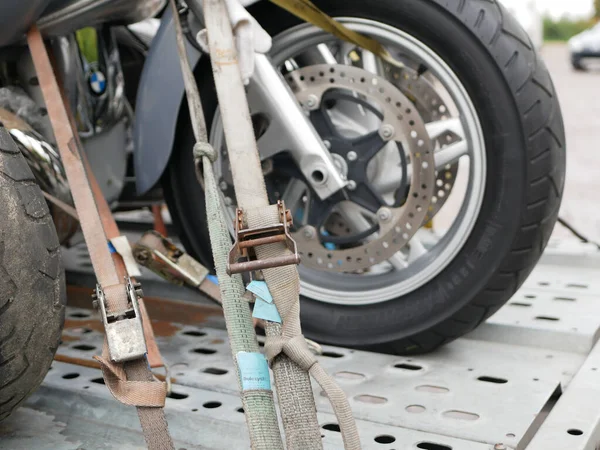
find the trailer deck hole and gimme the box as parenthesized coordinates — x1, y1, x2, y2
(354, 395, 388, 404)
(554, 297, 575, 302)
(510, 302, 531, 307)
(394, 363, 422, 371)
(322, 423, 340, 432)
(193, 348, 217, 355)
(478, 376, 508, 384)
(567, 429, 583, 436)
(442, 410, 479, 421)
(73, 344, 95, 351)
(203, 367, 228, 375)
(535, 316, 560, 322)
(183, 330, 206, 337)
(69, 312, 90, 318)
(203, 401, 221, 409)
(416, 385, 450, 393)
(374, 435, 396, 444)
(62, 373, 80, 380)
(335, 371, 365, 380)
(167, 391, 188, 400)
(406, 405, 426, 413)
(417, 443, 452, 450)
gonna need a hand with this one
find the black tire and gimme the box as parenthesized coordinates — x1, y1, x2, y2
(571, 55, 585, 71)
(0, 127, 66, 420)
(164, 0, 565, 354)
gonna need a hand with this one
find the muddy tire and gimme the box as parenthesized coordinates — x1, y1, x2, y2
(0, 127, 65, 421)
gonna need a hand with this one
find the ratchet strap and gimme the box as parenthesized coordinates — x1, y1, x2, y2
(178, 0, 360, 448)
(27, 26, 174, 450)
(269, 0, 403, 68)
(171, 1, 285, 448)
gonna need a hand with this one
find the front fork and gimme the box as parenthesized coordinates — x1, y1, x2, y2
(249, 54, 347, 200)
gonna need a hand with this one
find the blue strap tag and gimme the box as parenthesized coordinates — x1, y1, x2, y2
(206, 274, 219, 285)
(108, 242, 117, 253)
(237, 352, 271, 391)
(252, 297, 282, 323)
(246, 280, 273, 303)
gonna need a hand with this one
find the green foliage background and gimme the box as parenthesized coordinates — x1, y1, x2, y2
(543, 17, 595, 41)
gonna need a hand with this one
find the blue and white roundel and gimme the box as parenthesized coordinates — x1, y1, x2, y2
(89, 70, 106, 95)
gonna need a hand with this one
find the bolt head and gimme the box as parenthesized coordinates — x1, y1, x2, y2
(378, 208, 392, 222)
(303, 227, 315, 239)
(347, 151, 357, 162)
(219, 181, 228, 191)
(306, 95, 319, 110)
(347, 180, 357, 190)
(380, 124, 395, 140)
(494, 445, 507, 450)
(92, 299, 99, 310)
(323, 140, 331, 149)
(224, 197, 233, 206)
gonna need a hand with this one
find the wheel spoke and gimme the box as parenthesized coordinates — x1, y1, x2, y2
(402, 137, 469, 184)
(407, 236, 428, 263)
(282, 179, 308, 221)
(425, 117, 464, 141)
(335, 202, 373, 234)
(387, 252, 409, 270)
(434, 139, 469, 169)
(295, 43, 338, 65)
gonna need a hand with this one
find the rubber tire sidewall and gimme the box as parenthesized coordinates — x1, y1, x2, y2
(164, 0, 565, 353)
(0, 127, 66, 420)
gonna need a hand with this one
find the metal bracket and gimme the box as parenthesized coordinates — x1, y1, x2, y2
(93, 277, 147, 363)
(227, 200, 301, 275)
(132, 231, 209, 288)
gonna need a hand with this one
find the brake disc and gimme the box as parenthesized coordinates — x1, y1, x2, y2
(286, 64, 435, 272)
(385, 65, 459, 224)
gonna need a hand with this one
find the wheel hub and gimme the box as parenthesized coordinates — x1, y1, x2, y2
(285, 64, 436, 272)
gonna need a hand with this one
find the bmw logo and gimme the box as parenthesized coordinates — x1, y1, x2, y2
(88, 70, 107, 95)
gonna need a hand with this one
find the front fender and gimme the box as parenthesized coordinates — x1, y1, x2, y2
(133, 6, 201, 194)
(134, 0, 262, 194)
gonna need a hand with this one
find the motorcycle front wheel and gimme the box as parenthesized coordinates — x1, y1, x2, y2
(164, 0, 565, 354)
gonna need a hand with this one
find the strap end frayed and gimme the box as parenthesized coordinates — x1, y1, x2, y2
(94, 355, 167, 408)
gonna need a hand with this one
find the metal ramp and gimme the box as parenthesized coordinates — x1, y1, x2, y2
(2, 239, 600, 449)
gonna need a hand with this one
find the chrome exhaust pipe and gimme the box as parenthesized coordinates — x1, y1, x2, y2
(0, 108, 78, 244)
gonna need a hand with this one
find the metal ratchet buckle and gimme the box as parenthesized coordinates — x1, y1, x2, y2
(227, 200, 301, 275)
(93, 277, 147, 363)
(133, 231, 209, 288)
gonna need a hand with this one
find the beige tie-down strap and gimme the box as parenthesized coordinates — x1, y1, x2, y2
(246, 206, 361, 450)
(200, 0, 361, 448)
(27, 26, 174, 450)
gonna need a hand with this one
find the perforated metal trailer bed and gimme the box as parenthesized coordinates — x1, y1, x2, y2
(2, 238, 600, 450)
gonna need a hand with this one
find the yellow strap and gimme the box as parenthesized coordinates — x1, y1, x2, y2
(269, 0, 403, 68)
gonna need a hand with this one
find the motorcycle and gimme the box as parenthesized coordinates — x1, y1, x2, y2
(0, 0, 565, 420)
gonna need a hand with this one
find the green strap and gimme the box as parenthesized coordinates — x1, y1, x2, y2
(170, 1, 284, 448)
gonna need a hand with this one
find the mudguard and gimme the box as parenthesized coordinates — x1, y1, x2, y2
(0, 0, 52, 47)
(133, 6, 202, 194)
(133, 0, 261, 194)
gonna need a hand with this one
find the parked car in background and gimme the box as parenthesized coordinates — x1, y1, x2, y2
(569, 23, 600, 70)
(500, 0, 543, 50)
